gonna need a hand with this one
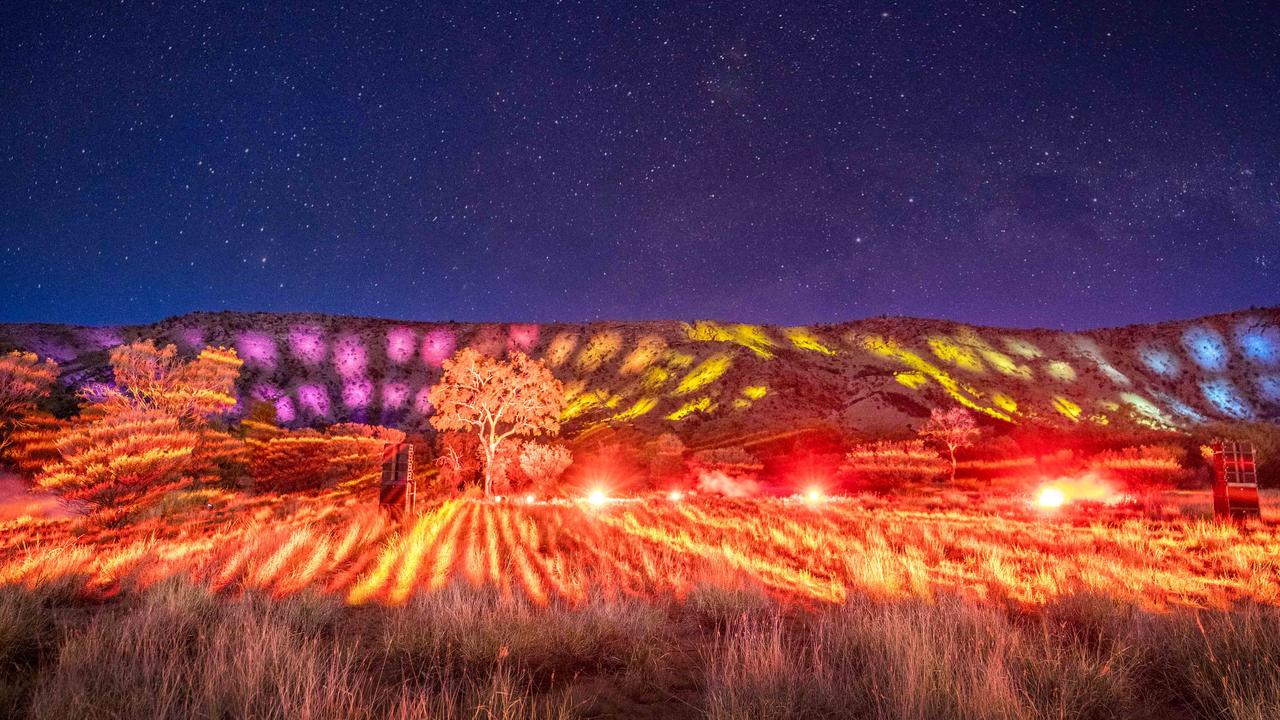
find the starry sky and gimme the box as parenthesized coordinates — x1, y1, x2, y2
(2, 2, 1278, 329)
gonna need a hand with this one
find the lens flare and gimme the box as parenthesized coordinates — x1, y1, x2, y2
(1036, 486, 1066, 508)
(587, 489, 608, 506)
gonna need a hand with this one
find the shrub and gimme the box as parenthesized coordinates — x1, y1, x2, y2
(435, 431, 482, 493)
(1087, 444, 1192, 493)
(841, 439, 947, 493)
(250, 424, 401, 492)
(37, 407, 199, 509)
(518, 442, 573, 494)
(0, 351, 59, 460)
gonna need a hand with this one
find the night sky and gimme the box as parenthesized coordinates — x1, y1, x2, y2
(3, 2, 1278, 329)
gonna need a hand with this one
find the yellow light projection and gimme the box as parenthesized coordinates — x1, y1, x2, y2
(927, 336, 987, 374)
(860, 335, 1013, 421)
(611, 397, 657, 421)
(683, 321, 777, 358)
(663, 351, 695, 369)
(674, 354, 732, 395)
(545, 332, 579, 368)
(619, 335, 667, 375)
(741, 385, 768, 400)
(575, 331, 622, 372)
(1003, 337, 1043, 359)
(1046, 361, 1077, 382)
(954, 329, 1033, 379)
(895, 371, 929, 389)
(992, 393, 1018, 414)
(561, 380, 586, 403)
(784, 327, 837, 355)
(640, 366, 671, 391)
(667, 396, 714, 420)
(1119, 392, 1178, 431)
(1052, 396, 1082, 421)
(562, 389, 610, 421)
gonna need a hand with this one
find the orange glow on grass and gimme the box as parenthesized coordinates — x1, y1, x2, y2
(3, 485, 1278, 613)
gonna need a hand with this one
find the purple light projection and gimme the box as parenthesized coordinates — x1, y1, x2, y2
(387, 327, 417, 365)
(508, 324, 540, 353)
(422, 328, 456, 368)
(80, 327, 124, 350)
(333, 333, 368, 377)
(250, 383, 284, 402)
(297, 384, 332, 418)
(413, 386, 433, 416)
(236, 331, 279, 370)
(274, 396, 297, 423)
(176, 327, 206, 351)
(382, 381, 410, 410)
(288, 325, 327, 366)
(342, 376, 375, 409)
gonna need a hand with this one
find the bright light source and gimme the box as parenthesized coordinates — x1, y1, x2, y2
(668, 490, 684, 502)
(1036, 486, 1066, 508)
(804, 488, 824, 504)
(587, 489, 608, 506)
(525, 494, 536, 504)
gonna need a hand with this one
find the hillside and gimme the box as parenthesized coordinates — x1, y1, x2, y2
(1, 309, 1277, 444)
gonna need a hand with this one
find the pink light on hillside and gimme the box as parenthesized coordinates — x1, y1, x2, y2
(288, 325, 327, 365)
(236, 331, 279, 370)
(333, 334, 367, 377)
(508, 324, 540, 352)
(297, 384, 331, 418)
(382, 381, 410, 409)
(177, 327, 205, 350)
(251, 383, 283, 401)
(413, 386, 433, 415)
(274, 396, 297, 423)
(342, 376, 374, 409)
(386, 327, 417, 365)
(422, 328, 456, 368)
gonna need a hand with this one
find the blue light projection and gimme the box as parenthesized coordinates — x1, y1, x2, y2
(1182, 326, 1229, 372)
(1138, 346, 1180, 378)
(1235, 321, 1280, 367)
(1200, 378, 1255, 420)
(1258, 374, 1280, 404)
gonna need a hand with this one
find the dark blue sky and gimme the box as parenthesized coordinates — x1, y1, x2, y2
(2, 2, 1277, 329)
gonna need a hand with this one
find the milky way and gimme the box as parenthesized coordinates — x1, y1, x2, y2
(2, 2, 1277, 328)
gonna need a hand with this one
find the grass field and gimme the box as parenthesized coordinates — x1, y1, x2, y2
(1, 489, 1278, 719)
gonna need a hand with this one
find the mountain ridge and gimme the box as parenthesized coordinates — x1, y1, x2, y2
(2, 308, 1277, 441)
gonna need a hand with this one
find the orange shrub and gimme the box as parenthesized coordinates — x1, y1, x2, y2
(37, 407, 198, 508)
(2, 410, 67, 476)
(518, 441, 573, 494)
(250, 424, 401, 492)
(840, 439, 948, 492)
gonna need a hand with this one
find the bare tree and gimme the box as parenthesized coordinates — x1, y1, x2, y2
(919, 407, 980, 483)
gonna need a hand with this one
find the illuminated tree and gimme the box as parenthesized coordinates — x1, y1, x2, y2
(0, 351, 59, 455)
(38, 341, 242, 511)
(919, 407, 981, 482)
(428, 349, 565, 496)
(97, 341, 241, 422)
(518, 441, 573, 492)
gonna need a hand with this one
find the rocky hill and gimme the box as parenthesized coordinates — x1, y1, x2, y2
(2, 309, 1277, 445)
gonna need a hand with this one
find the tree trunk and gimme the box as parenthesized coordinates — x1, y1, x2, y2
(948, 446, 957, 483)
(482, 444, 495, 497)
